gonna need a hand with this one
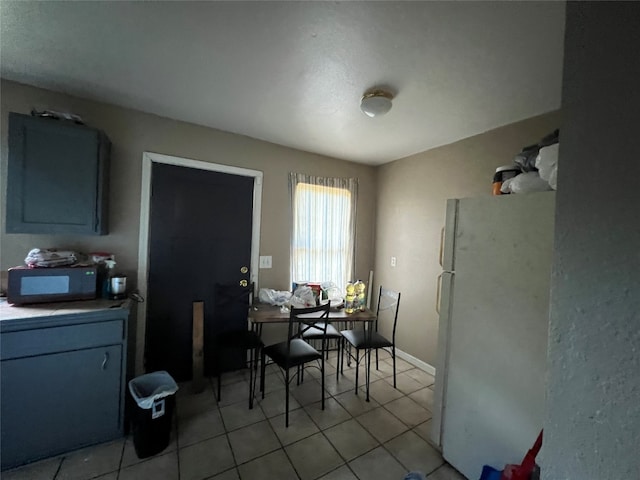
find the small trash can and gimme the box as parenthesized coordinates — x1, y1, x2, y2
(128, 371, 179, 459)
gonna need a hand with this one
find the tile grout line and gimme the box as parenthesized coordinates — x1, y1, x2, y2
(115, 436, 127, 480)
(52, 456, 64, 480)
(425, 460, 447, 478)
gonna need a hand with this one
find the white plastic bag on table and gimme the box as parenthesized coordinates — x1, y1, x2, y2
(321, 282, 344, 307)
(258, 288, 292, 306)
(535, 143, 559, 190)
(501, 171, 552, 194)
(290, 285, 316, 308)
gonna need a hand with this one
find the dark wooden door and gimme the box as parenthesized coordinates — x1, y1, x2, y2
(145, 163, 254, 381)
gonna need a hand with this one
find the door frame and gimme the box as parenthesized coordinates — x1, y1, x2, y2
(135, 151, 263, 375)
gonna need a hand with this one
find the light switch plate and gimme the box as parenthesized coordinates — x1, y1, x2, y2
(259, 255, 272, 269)
(391, 256, 397, 267)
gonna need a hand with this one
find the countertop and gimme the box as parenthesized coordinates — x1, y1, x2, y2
(0, 297, 131, 322)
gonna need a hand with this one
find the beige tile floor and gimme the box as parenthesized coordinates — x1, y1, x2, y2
(3, 353, 467, 480)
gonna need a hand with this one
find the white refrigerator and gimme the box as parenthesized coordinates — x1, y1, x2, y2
(431, 192, 555, 480)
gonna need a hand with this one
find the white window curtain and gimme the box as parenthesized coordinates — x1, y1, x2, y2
(290, 172, 358, 291)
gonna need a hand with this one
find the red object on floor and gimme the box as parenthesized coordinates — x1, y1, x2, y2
(500, 430, 543, 480)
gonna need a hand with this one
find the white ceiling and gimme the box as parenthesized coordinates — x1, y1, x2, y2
(0, 1, 565, 165)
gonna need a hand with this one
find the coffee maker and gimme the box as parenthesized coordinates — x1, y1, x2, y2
(109, 274, 127, 300)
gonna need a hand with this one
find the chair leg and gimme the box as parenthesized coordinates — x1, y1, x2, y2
(260, 350, 266, 399)
(365, 348, 369, 402)
(285, 369, 290, 428)
(392, 345, 397, 388)
(336, 338, 341, 383)
(321, 354, 325, 410)
(376, 348, 379, 371)
(354, 348, 359, 395)
(248, 347, 254, 409)
(216, 345, 224, 402)
(253, 347, 261, 397)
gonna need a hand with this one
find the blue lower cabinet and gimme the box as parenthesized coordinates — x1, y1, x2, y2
(0, 307, 128, 470)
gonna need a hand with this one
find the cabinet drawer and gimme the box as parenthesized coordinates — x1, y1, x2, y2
(1, 320, 124, 360)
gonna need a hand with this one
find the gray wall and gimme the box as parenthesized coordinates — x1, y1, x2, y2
(375, 111, 560, 367)
(543, 3, 640, 478)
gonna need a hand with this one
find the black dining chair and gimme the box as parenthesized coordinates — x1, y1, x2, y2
(299, 306, 342, 382)
(260, 303, 331, 427)
(212, 283, 263, 409)
(340, 286, 401, 401)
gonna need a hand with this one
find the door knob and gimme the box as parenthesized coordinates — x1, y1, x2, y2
(240, 266, 248, 274)
(240, 279, 248, 287)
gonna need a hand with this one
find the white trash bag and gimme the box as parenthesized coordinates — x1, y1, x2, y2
(290, 285, 317, 308)
(501, 171, 552, 194)
(322, 281, 344, 307)
(258, 288, 292, 306)
(536, 143, 559, 190)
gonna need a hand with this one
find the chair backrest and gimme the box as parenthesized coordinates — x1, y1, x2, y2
(375, 286, 401, 340)
(209, 282, 254, 374)
(287, 303, 331, 355)
(213, 282, 254, 334)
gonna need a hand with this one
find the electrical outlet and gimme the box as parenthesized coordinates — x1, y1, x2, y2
(391, 256, 397, 267)
(259, 256, 272, 269)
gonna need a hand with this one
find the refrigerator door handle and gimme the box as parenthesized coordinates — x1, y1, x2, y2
(439, 227, 445, 267)
(436, 271, 454, 314)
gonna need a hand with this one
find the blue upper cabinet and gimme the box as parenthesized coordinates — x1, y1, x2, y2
(6, 113, 110, 235)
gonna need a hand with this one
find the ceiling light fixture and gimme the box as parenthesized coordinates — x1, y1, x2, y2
(360, 89, 393, 118)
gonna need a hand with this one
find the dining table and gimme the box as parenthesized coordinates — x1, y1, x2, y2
(248, 303, 377, 337)
(248, 303, 378, 399)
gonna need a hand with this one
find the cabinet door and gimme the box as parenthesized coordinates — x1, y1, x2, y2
(0, 345, 122, 469)
(6, 113, 110, 234)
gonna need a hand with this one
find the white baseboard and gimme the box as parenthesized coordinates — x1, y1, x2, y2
(395, 348, 436, 377)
